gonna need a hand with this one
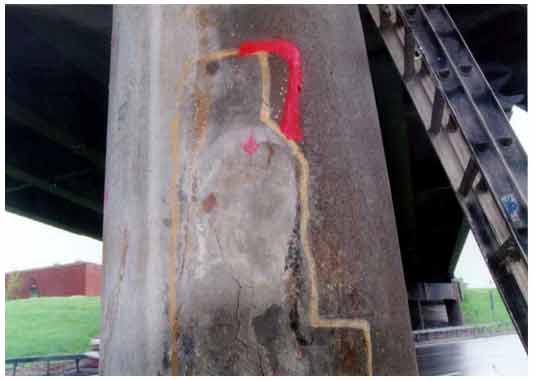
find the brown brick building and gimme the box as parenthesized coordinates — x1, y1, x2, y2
(5, 261, 102, 299)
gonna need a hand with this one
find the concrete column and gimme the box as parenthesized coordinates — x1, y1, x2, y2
(101, 5, 417, 375)
(445, 300, 464, 326)
(409, 300, 425, 330)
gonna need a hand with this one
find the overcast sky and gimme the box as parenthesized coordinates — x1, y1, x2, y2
(2, 212, 102, 272)
(2, 109, 528, 289)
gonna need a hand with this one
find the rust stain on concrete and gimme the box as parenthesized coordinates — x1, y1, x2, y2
(167, 56, 193, 376)
(202, 192, 217, 213)
(334, 329, 369, 375)
(266, 143, 275, 167)
(168, 12, 223, 374)
(179, 9, 215, 281)
(167, 114, 181, 377)
(192, 85, 211, 151)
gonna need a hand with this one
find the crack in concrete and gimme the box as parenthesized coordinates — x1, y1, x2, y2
(256, 345, 265, 375)
(233, 278, 242, 341)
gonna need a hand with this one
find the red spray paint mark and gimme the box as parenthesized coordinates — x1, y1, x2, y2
(241, 133, 259, 155)
(238, 39, 303, 142)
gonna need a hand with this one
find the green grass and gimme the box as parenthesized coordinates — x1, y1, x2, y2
(461, 288, 511, 325)
(5, 296, 101, 359)
(3, 289, 512, 358)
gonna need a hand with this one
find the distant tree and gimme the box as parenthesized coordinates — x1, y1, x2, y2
(6, 272, 23, 300)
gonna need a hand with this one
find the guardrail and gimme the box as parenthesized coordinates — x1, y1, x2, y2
(413, 321, 515, 345)
(5, 353, 95, 376)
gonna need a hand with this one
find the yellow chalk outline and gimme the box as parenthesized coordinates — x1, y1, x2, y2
(167, 57, 194, 376)
(168, 49, 372, 376)
(255, 52, 372, 375)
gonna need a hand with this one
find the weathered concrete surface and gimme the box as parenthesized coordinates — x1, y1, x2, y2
(101, 5, 417, 375)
